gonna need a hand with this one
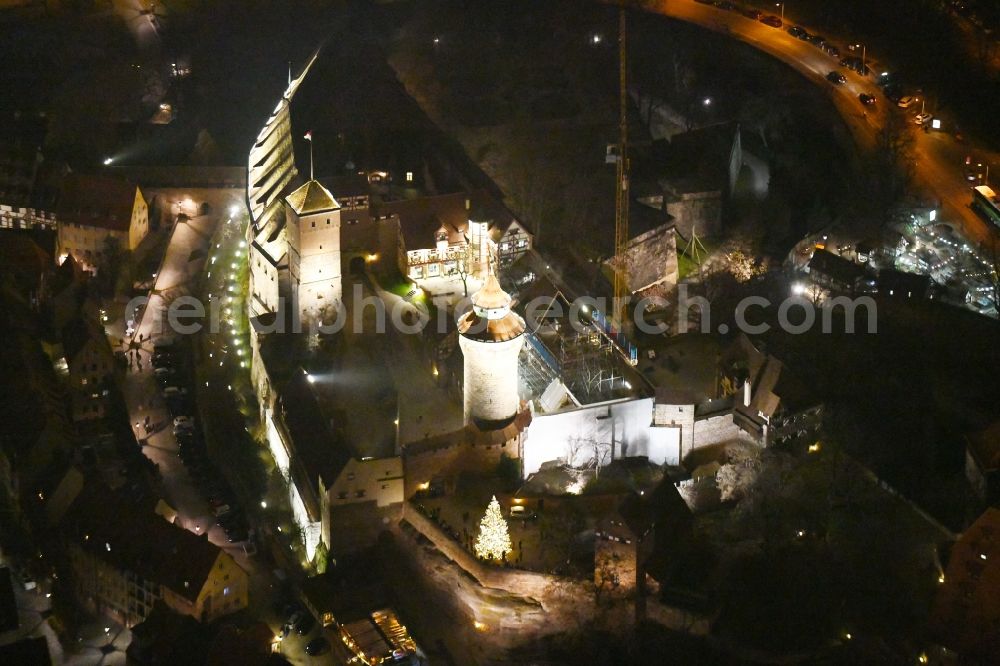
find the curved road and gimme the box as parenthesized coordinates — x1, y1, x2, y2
(632, 0, 1000, 248)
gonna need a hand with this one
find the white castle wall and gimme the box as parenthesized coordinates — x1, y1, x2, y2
(523, 397, 681, 477)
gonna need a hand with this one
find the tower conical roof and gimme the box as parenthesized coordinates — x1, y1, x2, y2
(471, 274, 511, 312)
(458, 275, 525, 342)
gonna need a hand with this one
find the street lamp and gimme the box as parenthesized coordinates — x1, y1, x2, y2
(103, 157, 113, 166)
(775, 2, 784, 20)
(702, 97, 712, 107)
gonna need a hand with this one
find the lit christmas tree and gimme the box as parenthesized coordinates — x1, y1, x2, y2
(474, 495, 512, 561)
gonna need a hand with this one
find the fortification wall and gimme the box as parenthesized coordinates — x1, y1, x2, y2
(692, 412, 747, 450)
(402, 502, 590, 614)
(403, 433, 520, 498)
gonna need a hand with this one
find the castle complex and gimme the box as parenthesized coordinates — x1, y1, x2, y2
(243, 55, 822, 564)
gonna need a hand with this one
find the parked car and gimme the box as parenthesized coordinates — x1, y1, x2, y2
(859, 93, 877, 105)
(742, 8, 763, 19)
(839, 56, 870, 75)
(287, 610, 304, 630)
(807, 34, 826, 46)
(827, 71, 846, 85)
(914, 112, 933, 125)
(897, 95, 917, 108)
(787, 26, 807, 39)
(510, 504, 538, 520)
(153, 338, 177, 352)
(162, 386, 188, 399)
(152, 353, 177, 368)
(761, 15, 782, 27)
(305, 638, 330, 656)
(964, 167, 983, 182)
(173, 415, 194, 429)
(715, 1, 737, 10)
(822, 43, 841, 58)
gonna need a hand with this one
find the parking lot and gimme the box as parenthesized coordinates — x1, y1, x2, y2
(895, 219, 997, 316)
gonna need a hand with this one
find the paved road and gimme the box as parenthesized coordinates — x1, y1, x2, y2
(125, 212, 227, 545)
(122, 203, 352, 664)
(638, 0, 1000, 248)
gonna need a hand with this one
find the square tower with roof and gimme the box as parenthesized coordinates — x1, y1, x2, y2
(284, 179, 343, 321)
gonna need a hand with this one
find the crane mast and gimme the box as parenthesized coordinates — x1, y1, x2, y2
(613, 7, 630, 327)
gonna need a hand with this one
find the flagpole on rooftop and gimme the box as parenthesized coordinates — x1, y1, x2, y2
(304, 130, 314, 181)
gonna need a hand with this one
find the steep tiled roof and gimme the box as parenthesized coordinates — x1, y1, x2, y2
(56, 173, 138, 232)
(806, 249, 866, 286)
(618, 477, 691, 540)
(60, 316, 104, 366)
(930, 508, 1000, 659)
(376, 191, 470, 251)
(61, 482, 224, 603)
(279, 370, 352, 491)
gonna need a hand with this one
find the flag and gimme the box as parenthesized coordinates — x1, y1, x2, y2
(303, 130, 312, 141)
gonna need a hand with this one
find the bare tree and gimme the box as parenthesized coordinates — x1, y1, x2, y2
(592, 439, 613, 478)
(564, 436, 588, 469)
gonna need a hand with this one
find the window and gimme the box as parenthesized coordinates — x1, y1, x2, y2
(355, 489, 366, 498)
(347, 472, 355, 481)
(337, 491, 347, 500)
(405, 171, 413, 182)
(311, 221, 316, 228)
(223, 586, 230, 596)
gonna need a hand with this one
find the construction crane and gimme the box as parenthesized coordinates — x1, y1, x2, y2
(612, 7, 630, 328)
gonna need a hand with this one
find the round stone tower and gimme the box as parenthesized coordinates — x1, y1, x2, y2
(457, 275, 526, 429)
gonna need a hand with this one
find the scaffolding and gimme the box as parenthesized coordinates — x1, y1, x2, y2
(558, 329, 622, 404)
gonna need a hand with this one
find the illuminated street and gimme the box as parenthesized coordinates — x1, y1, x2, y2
(644, 0, 1000, 249)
